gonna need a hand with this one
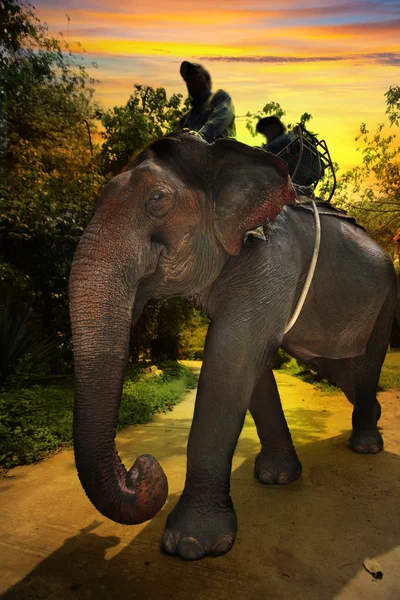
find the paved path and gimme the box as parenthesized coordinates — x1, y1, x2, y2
(1, 361, 400, 599)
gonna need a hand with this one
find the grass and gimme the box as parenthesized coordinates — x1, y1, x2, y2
(280, 349, 400, 394)
(2, 350, 397, 472)
(378, 350, 400, 391)
(0, 361, 197, 471)
(118, 361, 197, 427)
(280, 358, 341, 395)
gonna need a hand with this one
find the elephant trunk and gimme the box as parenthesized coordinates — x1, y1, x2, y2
(69, 234, 167, 525)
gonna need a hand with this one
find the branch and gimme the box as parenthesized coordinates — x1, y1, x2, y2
(375, 214, 399, 234)
(141, 87, 149, 113)
(334, 199, 399, 213)
(340, 177, 400, 206)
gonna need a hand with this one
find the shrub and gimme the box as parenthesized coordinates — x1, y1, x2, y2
(0, 385, 74, 469)
(185, 348, 205, 360)
(270, 348, 291, 370)
(0, 288, 61, 388)
(0, 362, 197, 470)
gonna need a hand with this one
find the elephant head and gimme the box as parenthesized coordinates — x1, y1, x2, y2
(69, 133, 295, 525)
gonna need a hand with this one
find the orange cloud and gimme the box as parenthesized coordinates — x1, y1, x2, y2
(284, 19, 400, 40)
(40, 4, 400, 41)
(33, 0, 400, 173)
(41, 0, 399, 21)
(41, 6, 400, 61)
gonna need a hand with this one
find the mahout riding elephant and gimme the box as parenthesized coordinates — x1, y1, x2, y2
(69, 132, 398, 561)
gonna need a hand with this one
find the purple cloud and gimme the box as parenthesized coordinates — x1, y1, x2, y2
(194, 53, 400, 66)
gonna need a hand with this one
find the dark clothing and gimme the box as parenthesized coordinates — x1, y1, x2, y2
(263, 133, 292, 155)
(178, 89, 236, 142)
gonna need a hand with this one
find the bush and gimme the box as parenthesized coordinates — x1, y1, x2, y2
(178, 310, 209, 360)
(377, 351, 400, 390)
(185, 348, 204, 360)
(270, 348, 291, 370)
(280, 351, 400, 394)
(0, 362, 197, 470)
(130, 299, 199, 362)
(0, 288, 62, 388)
(119, 365, 196, 426)
(0, 384, 74, 469)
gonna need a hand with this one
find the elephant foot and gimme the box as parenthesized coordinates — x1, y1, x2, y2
(161, 493, 237, 561)
(254, 447, 302, 485)
(350, 430, 383, 454)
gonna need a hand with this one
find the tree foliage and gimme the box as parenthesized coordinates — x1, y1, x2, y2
(0, 1, 202, 376)
(385, 85, 400, 128)
(0, 288, 60, 389)
(1, 0, 104, 373)
(1, 0, 103, 221)
(129, 299, 200, 363)
(332, 88, 400, 251)
(97, 84, 189, 177)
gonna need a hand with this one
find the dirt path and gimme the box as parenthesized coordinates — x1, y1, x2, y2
(1, 362, 400, 600)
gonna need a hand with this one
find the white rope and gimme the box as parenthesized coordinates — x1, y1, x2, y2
(284, 200, 321, 334)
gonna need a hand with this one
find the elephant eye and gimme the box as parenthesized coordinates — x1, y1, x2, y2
(145, 191, 174, 218)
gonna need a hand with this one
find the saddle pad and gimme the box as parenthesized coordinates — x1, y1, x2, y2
(293, 199, 366, 232)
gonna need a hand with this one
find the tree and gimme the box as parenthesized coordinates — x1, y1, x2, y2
(129, 299, 200, 363)
(0, 0, 104, 374)
(332, 87, 400, 251)
(385, 85, 400, 127)
(1, 2, 203, 370)
(2, 0, 103, 221)
(97, 84, 190, 177)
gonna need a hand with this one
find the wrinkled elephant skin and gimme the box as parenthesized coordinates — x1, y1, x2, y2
(69, 133, 398, 561)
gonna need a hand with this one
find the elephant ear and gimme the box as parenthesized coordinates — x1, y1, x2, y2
(211, 139, 296, 255)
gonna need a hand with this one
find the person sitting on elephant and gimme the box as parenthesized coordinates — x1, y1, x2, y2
(256, 116, 319, 200)
(178, 61, 236, 142)
(256, 116, 292, 154)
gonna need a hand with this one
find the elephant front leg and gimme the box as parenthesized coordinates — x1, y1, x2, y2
(249, 366, 302, 485)
(162, 323, 266, 561)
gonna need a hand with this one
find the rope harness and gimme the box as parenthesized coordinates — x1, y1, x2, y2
(284, 200, 321, 334)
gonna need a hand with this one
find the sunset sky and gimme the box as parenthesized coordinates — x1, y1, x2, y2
(34, 0, 400, 171)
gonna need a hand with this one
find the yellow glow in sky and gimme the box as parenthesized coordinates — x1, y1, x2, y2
(35, 0, 400, 172)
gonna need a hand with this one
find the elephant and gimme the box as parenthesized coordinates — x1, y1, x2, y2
(69, 132, 398, 562)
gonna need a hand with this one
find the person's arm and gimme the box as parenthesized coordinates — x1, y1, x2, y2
(265, 134, 292, 155)
(177, 109, 190, 130)
(198, 90, 235, 142)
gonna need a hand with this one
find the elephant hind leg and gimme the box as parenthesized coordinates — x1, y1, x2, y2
(249, 366, 302, 485)
(312, 354, 383, 454)
(311, 291, 396, 454)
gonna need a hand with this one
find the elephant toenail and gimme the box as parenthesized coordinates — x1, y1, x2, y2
(178, 537, 206, 561)
(369, 445, 380, 454)
(259, 469, 275, 484)
(354, 444, 368, 454)
(209, 535, 234, 556)
(161, 529, 177, 555)
(277, 473, 290, 484)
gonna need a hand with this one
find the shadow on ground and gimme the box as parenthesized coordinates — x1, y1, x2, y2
(2, 425, 400, 600)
